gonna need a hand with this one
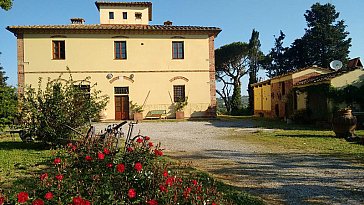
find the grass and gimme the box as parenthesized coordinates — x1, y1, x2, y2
(219, 115, 364, 163)
(0, 135, 51, 191)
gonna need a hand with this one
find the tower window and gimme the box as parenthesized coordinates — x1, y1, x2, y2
(109, 12, 114, 19)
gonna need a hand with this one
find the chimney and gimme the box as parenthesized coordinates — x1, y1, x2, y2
(70, 18, 85, 25)
(164, 20, 172, 26)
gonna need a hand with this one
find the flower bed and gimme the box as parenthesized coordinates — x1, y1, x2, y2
(0, 134, 227, 204)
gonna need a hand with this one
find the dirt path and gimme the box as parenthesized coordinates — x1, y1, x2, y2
(97, 120, 364, 204)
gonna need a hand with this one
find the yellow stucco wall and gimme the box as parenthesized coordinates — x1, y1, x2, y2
(254, 86, 262, 111)
(99, 5, 149, 25)
(262, 84, 271, 111)
(22, 33, 212, 119)
(297, 92, 307, 110)
(253, 84, 271, 112)
(331, 69, 364, 88)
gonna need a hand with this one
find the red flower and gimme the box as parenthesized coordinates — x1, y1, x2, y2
(54, 158, 61, 165)
(183, 187, 192, 199)
(145, 136, 150, 141)
(44, 192, 53, 200)
(116, 163, 125, 173)
(0, 197, 5, 205)
(211, 203, 217, 205)
(32, 199, 44, 205)
(17, 192, 29, 203)
(107, 163, 113, 168)
(163, 170, 168, 177)
(55, 174, 64, 181)
(165, 177, 174, 186)
(136, 137, 143, 143)
(83, 200, 91, 205)
(148, 142, 154, 147)
(85, 155, 92, 161)
(40, 173, 48, 181)
(134, 162, 142, 172)
(154, 149, 163, 156)
(127, 147, 134, 152)
(103, 148, 111, 155)
(147, 199, 158, 205)
(192, 179, 198, 186)
(128, 188, 136, 198)
(97, 152, 105, 160)
(72, 196, 83, 205)
(159, 185, 167, 192)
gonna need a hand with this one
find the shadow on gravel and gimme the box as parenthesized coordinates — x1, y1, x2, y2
(173, 150, 364, 205)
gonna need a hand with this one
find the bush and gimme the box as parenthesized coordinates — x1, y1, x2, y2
(19, 75, 108, 144)
(290, 109, 311, 124)
(0, 85, 17, 131)
(0, 134, 228, 204)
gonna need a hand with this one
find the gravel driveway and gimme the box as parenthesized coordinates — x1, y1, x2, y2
(95, 120, 364, 205)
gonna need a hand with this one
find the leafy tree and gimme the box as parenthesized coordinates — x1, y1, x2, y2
(264, 31, 293, 77)
(247, 29, 262, 114)
(0, 52, 17, 130)
(20, 74, 109, 144)
(215, 42, 250, 115)
(0, 52, 8, 86)
(289, 3, 351, 68)
(0, 0, 13, 11)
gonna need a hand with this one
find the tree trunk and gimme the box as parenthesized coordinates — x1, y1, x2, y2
(231, 80, 242, 116)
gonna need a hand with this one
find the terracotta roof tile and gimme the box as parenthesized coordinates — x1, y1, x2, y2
(294, 68, 360, 86)
(250, 66, 332, 87)
(6, 24, 222, 36)
(347, 57, 363, 69)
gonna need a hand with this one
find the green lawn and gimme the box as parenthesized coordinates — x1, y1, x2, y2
(219, 116, 364, 163)
(0, 135, 51, 191)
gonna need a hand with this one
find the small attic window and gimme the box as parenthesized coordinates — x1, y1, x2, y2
(135, 12, 142, 20)
(123, 12, 127, 19)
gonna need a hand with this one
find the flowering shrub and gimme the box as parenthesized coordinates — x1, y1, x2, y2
(0, 134, 227, 204)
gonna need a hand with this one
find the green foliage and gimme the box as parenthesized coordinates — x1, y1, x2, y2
(328, 84, 364, 108)
(264, 31, 293, 78)
(248, 29, 263, 114)
(0, 54, 18, 131)
(129, 101, 144, 113)
(19, 75, 109, 144)
(288, 3, 351, 69)
(174, 96, 188, 112)
(0, 0, 12, 11)
(215, 42, 250, 114)
(231, 85, 242, 116)
(1, 134, 229, 204)
(0, 86, 17, 130)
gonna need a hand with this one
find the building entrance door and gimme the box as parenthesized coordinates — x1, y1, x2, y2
(115, 95, 129, 120)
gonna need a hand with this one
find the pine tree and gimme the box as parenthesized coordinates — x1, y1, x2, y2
(289, 3, 351, 68)
(264, 31, 293, 78)
(247, 29, 262, 114)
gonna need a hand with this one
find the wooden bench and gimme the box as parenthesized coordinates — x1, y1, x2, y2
(145, 110, 167, 120)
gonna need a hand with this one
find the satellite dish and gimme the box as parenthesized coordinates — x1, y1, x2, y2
(330, 60, 343, 70)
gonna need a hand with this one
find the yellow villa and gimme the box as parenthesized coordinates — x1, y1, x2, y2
(7, 1, 221, 120)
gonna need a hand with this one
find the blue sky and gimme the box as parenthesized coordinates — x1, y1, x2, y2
(1, 0, 363, 94)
